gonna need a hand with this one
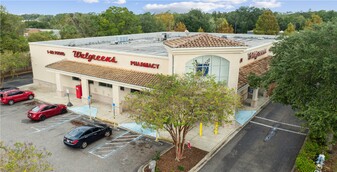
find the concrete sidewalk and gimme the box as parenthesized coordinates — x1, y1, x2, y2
(19, 84, 269, 152)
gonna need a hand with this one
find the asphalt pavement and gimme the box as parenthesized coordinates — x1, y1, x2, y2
(1, 74, 172, 172)
(2, 73, 33, 87)
(199, 103, 307, 172)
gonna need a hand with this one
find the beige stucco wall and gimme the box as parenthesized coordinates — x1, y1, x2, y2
(29, 40, 274, 105)
(166, 47, 248, 90)
(240, 43, 273, 67)
(29, 43, 169, 86)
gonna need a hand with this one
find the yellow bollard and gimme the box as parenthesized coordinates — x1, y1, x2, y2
(199, 122, 203, 136)
(214, 122, 218, 135)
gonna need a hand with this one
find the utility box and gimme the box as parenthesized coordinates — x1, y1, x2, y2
(76, 85, 82, 99)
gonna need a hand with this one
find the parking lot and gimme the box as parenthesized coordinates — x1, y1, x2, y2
(0, 100, 171, 172)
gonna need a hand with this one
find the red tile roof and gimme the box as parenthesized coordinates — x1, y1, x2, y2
(46, 60, 159, 87)
(164, 33, 246, 48)
(238, 56, 271, 89)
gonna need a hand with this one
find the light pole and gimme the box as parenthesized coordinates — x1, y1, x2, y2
(66, 89, 73, 107)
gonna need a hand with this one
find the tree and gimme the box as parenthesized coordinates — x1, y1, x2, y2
(98, 6, 142, 36)
(284, 22, 296, 35)
(197, 27, 204, 32)
(0, 51, 31, 87)
(25, 21, 50, 29)
(27, 31, 58, 42)
(174, 22, 187, 32)
(122, 73, 241, 161)
(52, 13, 99, 38)
(138, 12, 165, 33)
(60, 25, 81, 39)
(0, 141, 52, 172)
(262, 22, 337, 143)
(304, 14, 323, 30)
(155, 12, 175, 31)
(226, 7, 264, 33)
(247, 73, 262, 89)
(216, 18, 234, 33)
(0, 5, 28, 52)
(176, 9, 212, 32)
(254, 10, 280, 35)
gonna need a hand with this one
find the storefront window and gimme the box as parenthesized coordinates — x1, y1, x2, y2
(98, 82, 112, 88)
(185, 55, 229, 84)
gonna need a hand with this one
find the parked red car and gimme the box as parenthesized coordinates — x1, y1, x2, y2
(28, 103, 67, 121)
(0, 90, 34, 105)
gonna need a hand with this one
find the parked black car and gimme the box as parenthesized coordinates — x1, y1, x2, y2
(63, 124, 112, 149)
(0, 87, 19, 97)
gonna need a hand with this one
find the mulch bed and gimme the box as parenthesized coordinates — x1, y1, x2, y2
(145, 145, 208, 172)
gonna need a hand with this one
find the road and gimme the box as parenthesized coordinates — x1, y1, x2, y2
(200, 103, 307, 172)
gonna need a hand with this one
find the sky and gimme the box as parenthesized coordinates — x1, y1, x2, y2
(1, 0, 337, 15)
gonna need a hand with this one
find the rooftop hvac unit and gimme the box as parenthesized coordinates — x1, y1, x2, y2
(162, 33, 167, 41)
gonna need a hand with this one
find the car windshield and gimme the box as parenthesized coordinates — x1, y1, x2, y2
(68, 128, 85, 138)
(31, 106, 41, 112)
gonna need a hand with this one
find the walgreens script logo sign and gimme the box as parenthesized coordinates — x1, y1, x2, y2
(72, 50, 117, 63)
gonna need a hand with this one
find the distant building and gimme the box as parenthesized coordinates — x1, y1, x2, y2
(247, 30, 254, 34)
(24, 28, 61, 38)
(29, 32, 275, 114)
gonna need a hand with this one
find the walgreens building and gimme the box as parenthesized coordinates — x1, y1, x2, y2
(29, 32, 275, 114)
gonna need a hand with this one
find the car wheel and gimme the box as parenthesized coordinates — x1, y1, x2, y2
(28, 95, 34, 100)
(104, 131, 112, 137)
(8, 100, 14, 105)
(40, 115, 46, 121)
(61, 108, 67, 114)
(81, 142, 88, 149)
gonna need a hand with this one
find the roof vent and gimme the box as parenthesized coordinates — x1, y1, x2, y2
(185, 30, 190, 36)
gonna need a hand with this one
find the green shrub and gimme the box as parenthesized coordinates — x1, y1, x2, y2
(152, 151, 161, 161)
(177, 165, 185, 171)
(295, 138, 328, 172)
(295, 150, 316, 172)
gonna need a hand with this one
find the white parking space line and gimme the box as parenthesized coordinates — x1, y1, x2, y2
(30, 126, 41, 132)
(89, 131, 142, 159)
(31, 113, 81, 133)
(254, 116, 304, 128)
(250, 121, 307, 136)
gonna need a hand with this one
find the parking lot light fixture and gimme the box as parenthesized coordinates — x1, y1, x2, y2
(66, 89, 73, 107)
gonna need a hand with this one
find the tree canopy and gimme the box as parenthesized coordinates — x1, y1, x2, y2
(138, 12, 165, 33)
(304, 14, 323, 30)
(0, 142, 52, 172)
(98, 6, 142, 36)
(174, 22, 187, 32)
(262, 22, 337, 141)
(216, 18, 234, 33)
(0, 51, 31, 87)
(284, 22, 296, 35)
(0, 6, 28, 53)
(122, 73, 241, 161)
(254, 10, 280, 35)
(27, 31, 58, 42)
